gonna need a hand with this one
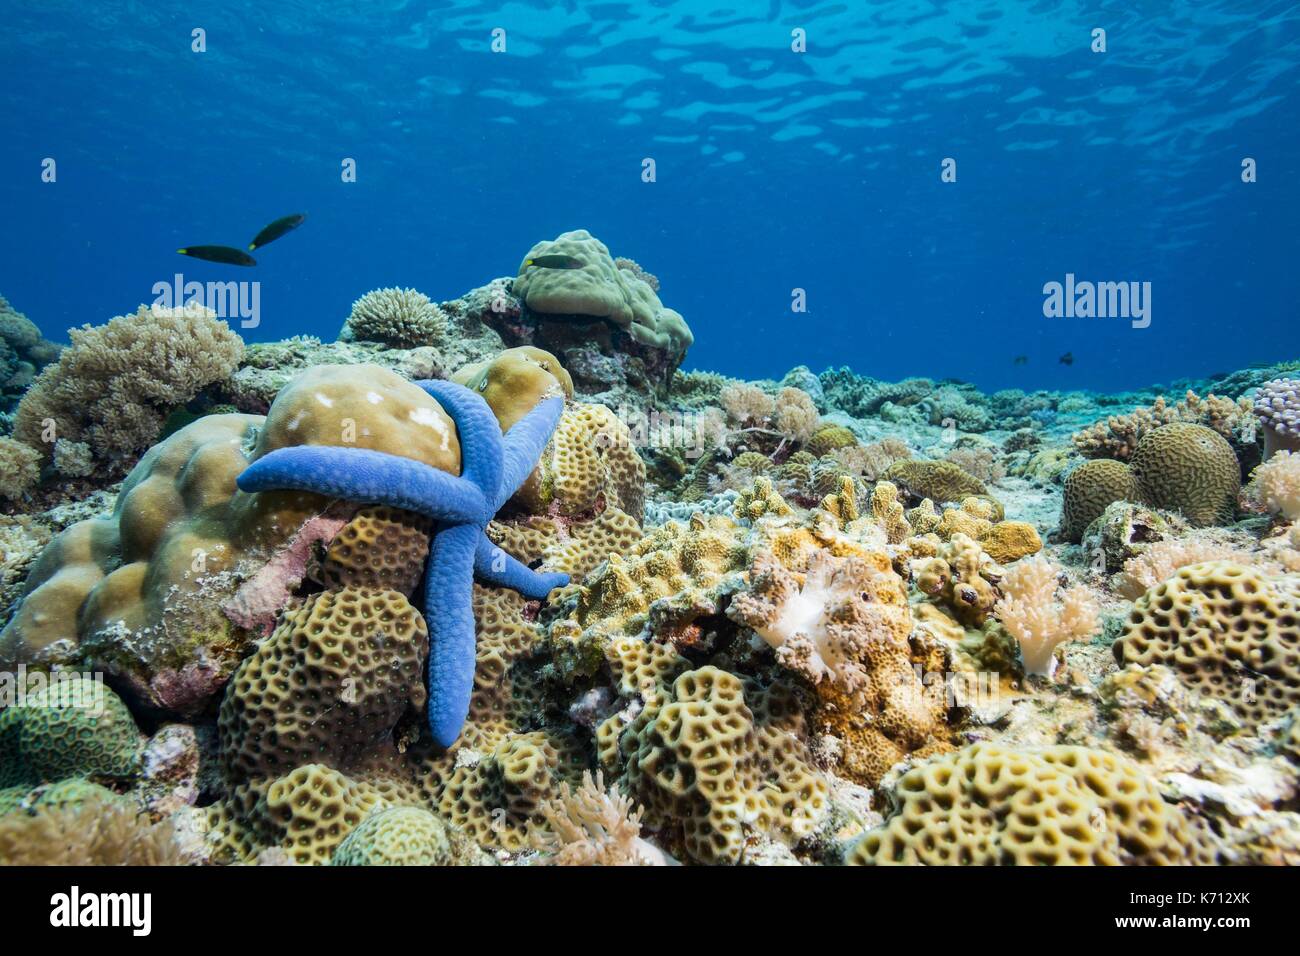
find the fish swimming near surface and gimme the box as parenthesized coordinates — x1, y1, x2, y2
(248, 213, 307, 251)
(176, 245, 257, 266)
(524, 254, 583, 269)
(1013, 355, 1028, 365)
(1059, 352, 1074, 366)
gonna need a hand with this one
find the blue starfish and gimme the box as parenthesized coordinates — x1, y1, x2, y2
(235, 379, 569, 747)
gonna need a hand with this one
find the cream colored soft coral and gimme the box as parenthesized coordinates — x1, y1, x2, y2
(995, 556, 1099, 677)
(720, 382, 774, 426)
(1116, 539, 1251, 599)
(1248, 450, 1300, 520)
(773, 387, 820, 444)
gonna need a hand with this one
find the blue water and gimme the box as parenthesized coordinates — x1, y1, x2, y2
(2, 1, 1297, 393)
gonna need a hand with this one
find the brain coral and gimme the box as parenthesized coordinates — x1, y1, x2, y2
(514, 229, 693, 356)
(0, 676, 142, 788)
(1060, 459, 1139, 543)
(600, 665, 828, 864)
(0, 364, 462, 715)
(13, 303, 244, 470)
(849, 743, 1214, 865)
(331, 807, 454, 866)
(1129, 423, 1240, 527)
(1113, 561, 1300, 723)
(884, 459, 988, 506)
(217, 587, 428, 782)
(341, 287, 447, 348)
(313, 506, 433, 592)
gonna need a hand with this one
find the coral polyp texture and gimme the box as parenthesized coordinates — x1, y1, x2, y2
(0, 259, 1297, 869)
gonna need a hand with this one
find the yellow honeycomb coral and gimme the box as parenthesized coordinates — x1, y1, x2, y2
(314, 506, 432, 593)
(217, 587, 428, 782)
(848, 743, 1215, 865)
(1114, 561, 1300, 723)
(603, 665, 828, 864)
(331, 806, 456, 866)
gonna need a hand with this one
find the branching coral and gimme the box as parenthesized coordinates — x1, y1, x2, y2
(1116, 539, 1254, 600)
(342, 287, 447, 348)
(13, 303, 244, 470)
(994, 556, 1099, 677)
(1073, 389, 1257, 461)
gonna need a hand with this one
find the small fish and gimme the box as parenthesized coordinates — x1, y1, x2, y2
(1013, 355, 1028, 366)
(524, 254, 582, 270)
(176, 245, 257, 266)
(248, 213, 307, 251)
(1059, 352, 1074, 366)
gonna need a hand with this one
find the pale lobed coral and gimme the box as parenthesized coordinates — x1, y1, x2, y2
(994, 556, 1099, 677)
(1073, 389, 1257, 462)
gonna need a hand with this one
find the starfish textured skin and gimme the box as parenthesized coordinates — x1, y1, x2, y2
(235, 379, 569, 747)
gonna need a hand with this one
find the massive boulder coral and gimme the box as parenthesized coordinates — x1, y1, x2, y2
(502, 230, 693, 397)
(0, 364, 461, 715)
(848, 743, 1214, 865)
(1073, 389, 1259, 465)
(13, 303, 245, 472)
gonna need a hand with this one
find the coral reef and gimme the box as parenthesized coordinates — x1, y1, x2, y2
(1, 247, 1298, 870)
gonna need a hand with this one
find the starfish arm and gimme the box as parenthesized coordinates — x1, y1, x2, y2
(494, 395, 566, 512)
(416, 379, 503, 508)
(423, 521, 480, 748)
(473, 532, 570, 599)
(236, 446, 485, 524)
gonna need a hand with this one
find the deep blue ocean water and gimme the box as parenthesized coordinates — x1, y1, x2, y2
(2, 1, 1297, 393)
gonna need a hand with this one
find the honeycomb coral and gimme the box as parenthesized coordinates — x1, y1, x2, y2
(314, 506, 432, 593)
(1114, 561, 1300, 723)
(884, 459, 988, 505)
(514, 230, 693, 356)
(341, 287, 446, 348)
(1060, 459, 1138, 542)
(848, 743, 1214, 865)
(0, 676, 141, 787)
(258, 764, 390, 865)
(602, 665, 828, 864)
(218, 587, 428, 782)
(331, 807, 453, 866)
(1129, 423, 1240, 527)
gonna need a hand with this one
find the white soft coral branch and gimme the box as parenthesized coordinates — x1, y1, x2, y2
(995, 556, 1099, 678)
